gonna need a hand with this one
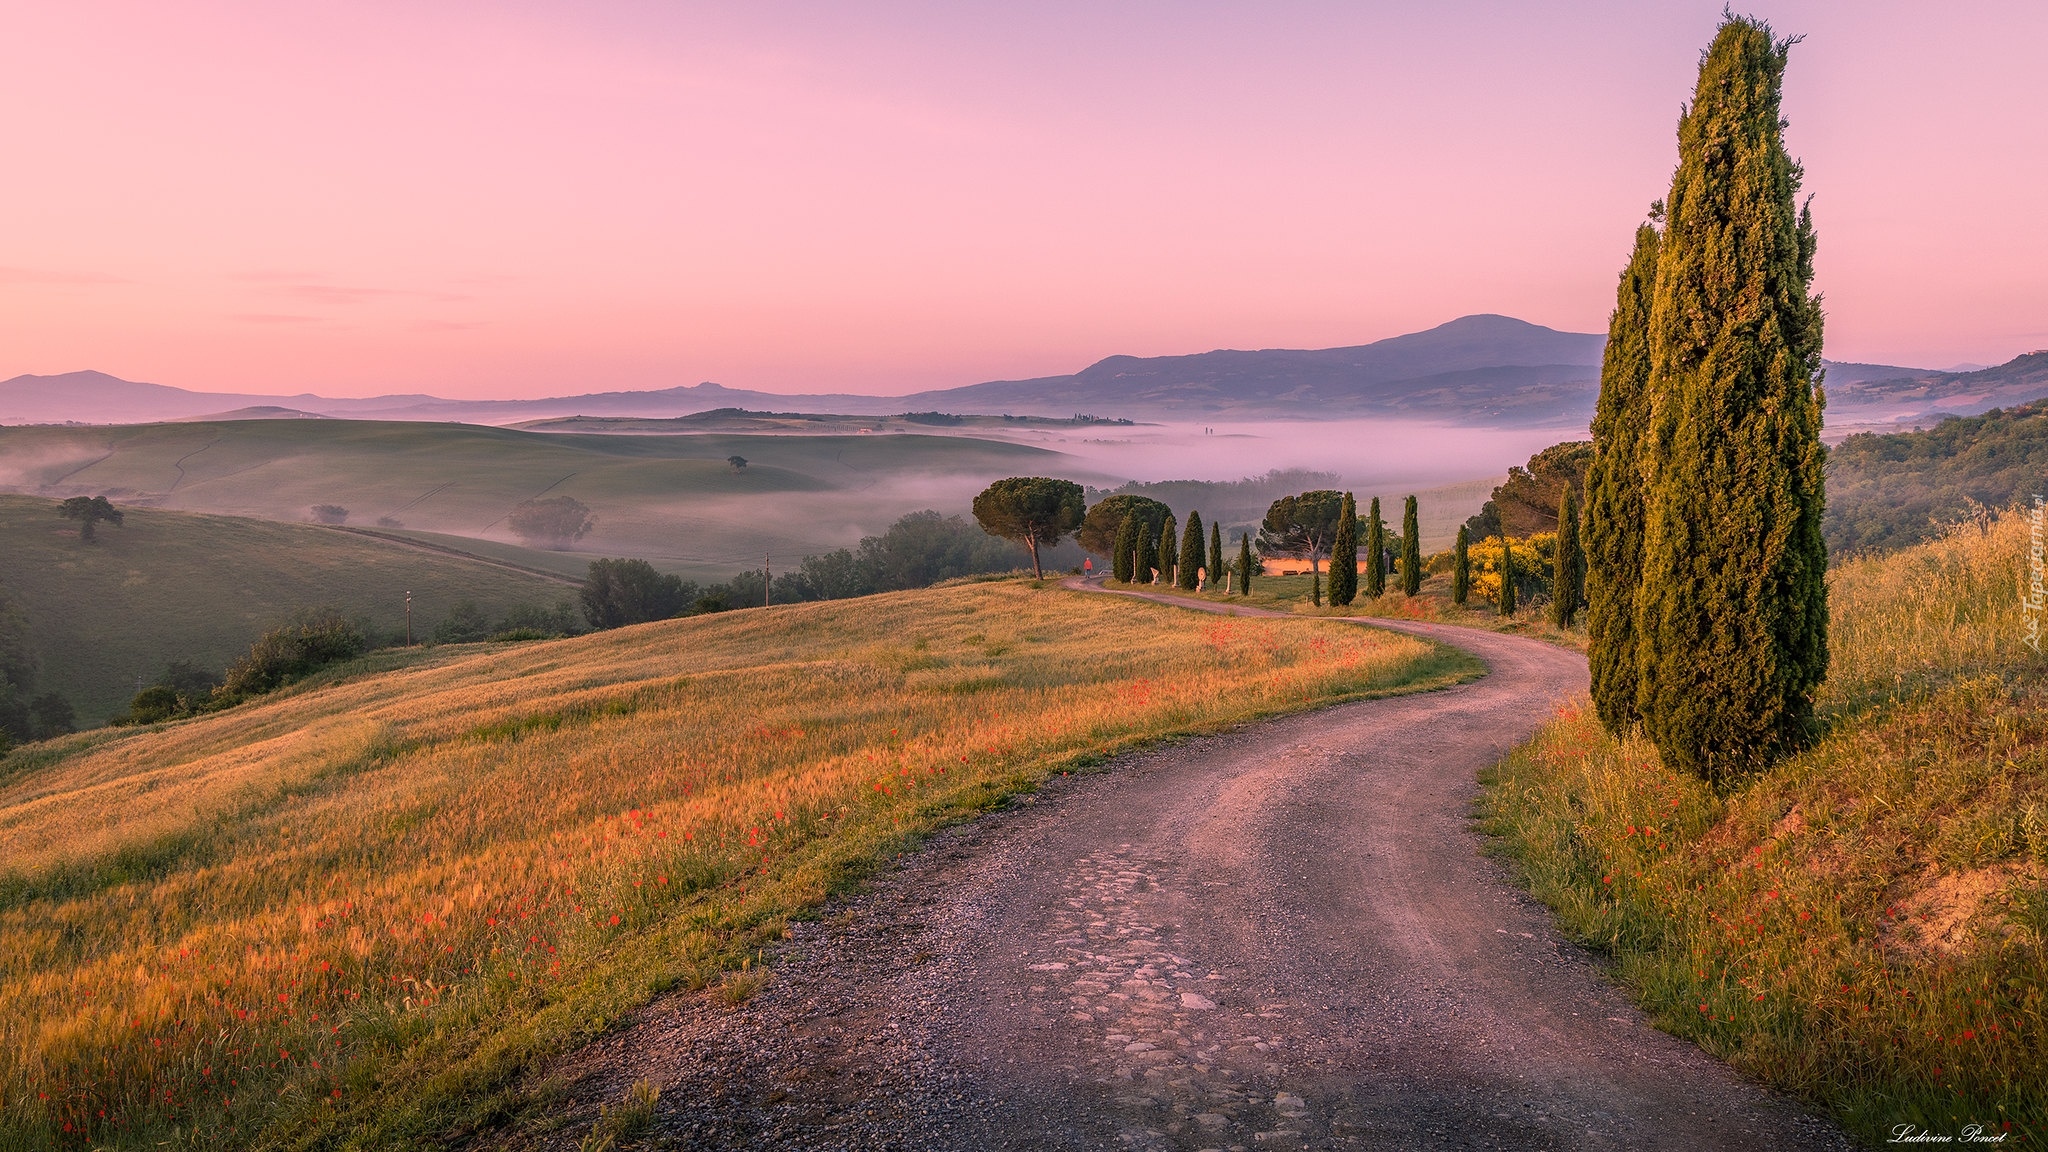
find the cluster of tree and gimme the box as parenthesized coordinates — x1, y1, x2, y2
(1824, 398, 2048, 556)
(509, 496, 595, 550)
(222, 611, 369, 697)
(1462, 443, 1591, 541)
(576, 559, 814, 626)
(1250, 490, 1431, 608)
(1582, 17, 1829, 783)
(575, 505, 1056, 632)
(580, 559, 707, 628)
(781, 509, 1029, 602)
(118, 611, 372, 725)
(1086, 470, 1339, 539)
(0, 589, 74, 753)
(1257, 491, 1343, 603)
(430, 598, 583, 643)
(1102, 495, 1243, 594)
(124, 661, 225, 725)
(58, 495, 123, 543)
(899, 411, 966, 425)
(310, 504, 349, 525)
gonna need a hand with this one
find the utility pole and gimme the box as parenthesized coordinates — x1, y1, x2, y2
(405, 590, 413, 646)
(764, 553, 772, 609)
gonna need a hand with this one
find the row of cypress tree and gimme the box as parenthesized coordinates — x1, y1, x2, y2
(1320, 493, 1430, 607)
(1112, 509, 1250, 592)
(1584, 16, 1830, 783)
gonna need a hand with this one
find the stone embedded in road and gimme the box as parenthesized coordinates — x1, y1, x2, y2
(1179, 992, 1218, 1010)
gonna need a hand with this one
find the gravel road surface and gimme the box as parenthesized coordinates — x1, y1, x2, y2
(530, 582, 1848, 1151)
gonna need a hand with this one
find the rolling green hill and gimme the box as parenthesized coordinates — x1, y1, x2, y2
(0, 419, 1087, 583)
(0, 495, 576, 723)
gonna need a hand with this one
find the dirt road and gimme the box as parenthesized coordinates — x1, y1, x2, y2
(542, 583, 1847, 1150)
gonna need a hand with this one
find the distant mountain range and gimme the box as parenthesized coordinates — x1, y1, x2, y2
(4, 314, 2040, 429)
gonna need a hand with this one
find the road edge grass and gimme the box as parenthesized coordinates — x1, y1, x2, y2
(1474, 696, 2046, 1147)
(290, 583, 1483, 1151)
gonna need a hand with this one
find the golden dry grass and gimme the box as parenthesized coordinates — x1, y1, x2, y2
(0, 579, 1473, 1150)
(1480, 509, 2048, 1141)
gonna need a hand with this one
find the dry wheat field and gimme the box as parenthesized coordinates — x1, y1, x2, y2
(0, 579, 1474, 1149)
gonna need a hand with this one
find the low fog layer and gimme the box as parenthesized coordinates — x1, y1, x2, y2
(965, 418, 1580, 489)
(0, 415, 1571, 582)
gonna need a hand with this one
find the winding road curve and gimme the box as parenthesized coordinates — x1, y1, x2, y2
(549, 580, 1848, 1151)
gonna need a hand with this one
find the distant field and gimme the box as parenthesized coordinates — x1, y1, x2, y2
(0, 419, 1092, 584)
(0, 495, 575, 723)
(0, 579, 1476, 1150)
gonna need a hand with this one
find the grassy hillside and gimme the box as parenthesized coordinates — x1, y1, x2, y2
(0, 495, 575, 723)
(1826, 397, 2048, 556)
(0, 419, 1085, 583)
(0, 579, 1477, 1151)
(1479, 509, 2047, 1142)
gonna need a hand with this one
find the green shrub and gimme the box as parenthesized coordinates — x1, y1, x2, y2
(125, 685, 184, 725)
(221, 611, 369, 697)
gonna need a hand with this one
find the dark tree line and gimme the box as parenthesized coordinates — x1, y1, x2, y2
(575, 508, 1041, 631)
(0, 587, 72, 751)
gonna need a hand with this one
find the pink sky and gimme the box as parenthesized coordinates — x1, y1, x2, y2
(3, 1, 2043, 399)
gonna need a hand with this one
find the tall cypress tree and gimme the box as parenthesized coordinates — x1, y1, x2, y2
(1499, 538, 1517, 617)
(1112, 515, 1137, 583)
(1208, 520, 1223, 589)
(1178, 511, 1205, 591)
(1452, 525, 1471, 606)
(1364, 497, 1386, 598)
(1635, 16, 1828, 783)
(1586, 220, 1661, 732)
(1134, 520, 1156, 584)
(1399, 495, 1422, 596)
(1237, 533, 1254, 596)
(1552, 488, 1585, 627)
(1157, 514, 1177, 586)
(1329, 493, 1359, 606)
